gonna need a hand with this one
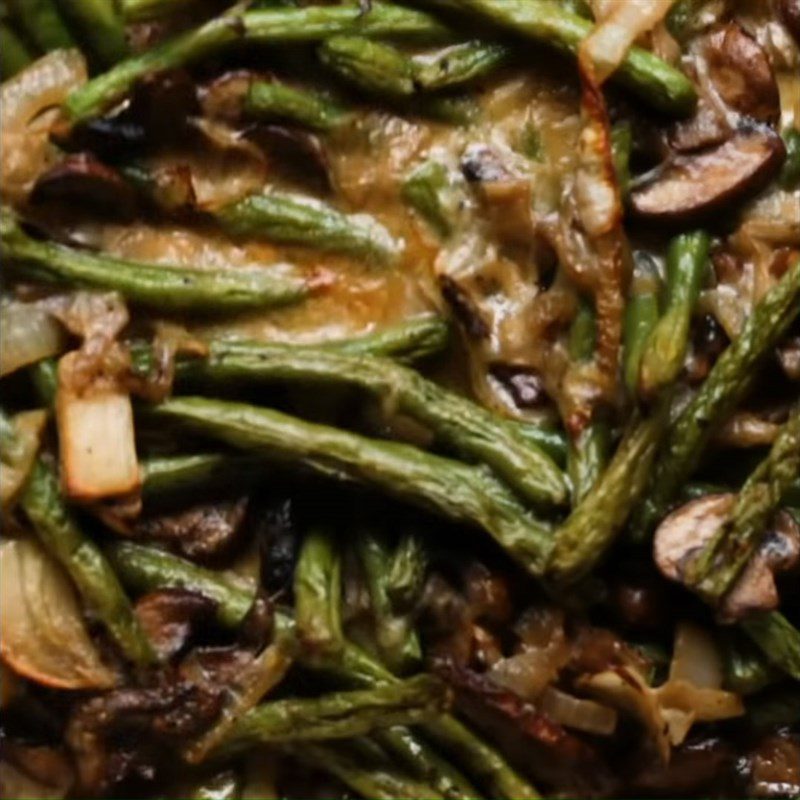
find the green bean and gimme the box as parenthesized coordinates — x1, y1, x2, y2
(634, 256, 800, 538)
(222, 674, 448, 753)
(721, 631, 779, 695)
(28, 357, 58, 408)
(1, 207, 310, 313)
(565, 299, 610, 503)
(65, 3, 449, 124)
(149, 397, 554, 576)
(386, 533, 427, 610)
(122, 0, 199, 22)
(245, 80, 347, 131)
(215, 191, 399, 264)
(430, 0, 697, 115)
(549, 400, 671, 585)
(319, 35, 416, 97)
(402, 160, 459, 239)
(622, 253, 661, 396)
(20, 460, 154, 665)
(171, 340, 568, 508)
(779, 128, 800, 190)
(356, 530, 421, 673)
(293, 529, 536, 800)
(7, 0, 74, 52)
(105, 540, 257, 628)
(413, 40, 510, 90)
(294, 741, 447, 800)
(741, 611, 800, 681)
(0, 21, 33, 78)
(54, 0, 128, 66)
(686, 405, 800, 604)
(639, 231, 710, 397)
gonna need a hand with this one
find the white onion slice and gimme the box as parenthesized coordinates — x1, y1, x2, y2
(0, 539, 118, 690)
(0, 301, 67, 378)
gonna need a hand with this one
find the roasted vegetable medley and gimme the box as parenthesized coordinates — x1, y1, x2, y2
(1, 0, 800, 797)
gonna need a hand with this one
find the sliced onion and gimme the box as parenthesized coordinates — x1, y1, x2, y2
(657, 680, 744, 725)
(539, 686, 618, 735)
(668, 622, 723, 689)
(56, 374, 140, 501)
(580, 667, 671, 762)
(0, 410, 48, 511)
(0, 301, 67, 378)
(1, 49, 87, 204)
(0, 539, 118, 690)
(581, 1, 678, 84)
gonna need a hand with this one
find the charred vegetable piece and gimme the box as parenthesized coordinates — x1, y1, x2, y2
(635, 256, 800, 538)
(20, 460, 155, 666)
(629, 127, 786, 224)
(149, 397, 554, 576)
(431, 0, 696, 114)
(215, 191, 400, 264)
(65, 3, 449, 123)
(171, 340, 568, 508)
(639, 231, 710, 396)
(0, 207, 311, 312)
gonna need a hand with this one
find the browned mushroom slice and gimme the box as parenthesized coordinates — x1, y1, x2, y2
(720, 511, 800, 621)
(704, 24, 781, 125)
(654, 496, 800, 619)
(134, 589, 217, 660)
(133, 498, 249, 561)
(30, 153, 138, 219)
(654, 494, 734, 584)
(630, 127, 786, 224)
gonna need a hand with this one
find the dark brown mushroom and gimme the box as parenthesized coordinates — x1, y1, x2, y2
(670, 23, 780, 153)
(630, 125, 786, 224)
(133, 497, 248, 561)
(780, 0, 800, 46)
(654, 495, 800, 620)
(134, 589, 217, 660)
(30, 154, 138, 219)
(66, 682, 222, 796)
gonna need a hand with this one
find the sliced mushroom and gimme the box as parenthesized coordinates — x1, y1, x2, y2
(30, 154, 138, 218)
(630, 126, 786, 224)
(654, 494, 735, 584)
(703, 24, 780, 124)
(670, 23, 780, 153)
(134, 589, 217, 660)
(439, 275, 491, 340)
(489, 364, 550, 410)
(721, 511, 800, 621)
(133, 497, 249, 561)
(654, 496, 800, 620)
